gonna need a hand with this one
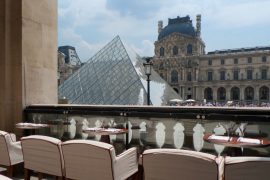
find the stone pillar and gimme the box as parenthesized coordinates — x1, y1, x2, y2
(226, 86, 231, 101)
(158, 20, 163, 34)
(240, 86, 245, 102)
(254, 85, 259, 102)
(196, 14, 201, 37)
(0, 0, 57, 132)
(213, 87, 217, 102)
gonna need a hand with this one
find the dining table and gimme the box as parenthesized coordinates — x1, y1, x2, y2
(83, 127, 129, 144)
(15, 122, 50, 135)
(204, 133, 270, 156)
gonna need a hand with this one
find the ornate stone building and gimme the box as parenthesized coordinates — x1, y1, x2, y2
(58, 46, 82, 85)
(153, 15, 270, 104)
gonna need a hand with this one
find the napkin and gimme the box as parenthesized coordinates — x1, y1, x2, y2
(105, 128, 122, 132)
(237, 137, 261, 144)
(208, 135, 230, 141)
(84, 127, 103, 131)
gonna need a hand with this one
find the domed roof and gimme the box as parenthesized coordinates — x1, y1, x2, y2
(158, 16, 196, 40)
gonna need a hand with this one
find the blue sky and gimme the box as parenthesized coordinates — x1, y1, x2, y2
(58, 0, 270, 62)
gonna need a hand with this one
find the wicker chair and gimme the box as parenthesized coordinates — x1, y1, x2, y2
(62, 139, 138, 180)
(143, 149, 222, 180)
(21, 135, 64, 180)
(224, 156, 270, 180)
(0, 174, 12, 180)
(0, 130, 23, 177)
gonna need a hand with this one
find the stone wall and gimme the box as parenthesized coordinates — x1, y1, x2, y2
(0, 0, 57, 132)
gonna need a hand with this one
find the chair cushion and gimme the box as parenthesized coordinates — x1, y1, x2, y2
(21, 135, 63, 176)
(143, 149, 219, 180)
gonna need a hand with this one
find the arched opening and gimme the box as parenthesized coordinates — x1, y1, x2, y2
(217, 87, 226, 101)
(204, 87, 213, 101)
(160, 47, 164, 57)
(173, 46, 178, 55)
(245, 87, 254, 101)
(171, 70, 178, 83)
(187, 44, 192, 55)
(259, 86, 269, 101)
(230, 87, 240, 100)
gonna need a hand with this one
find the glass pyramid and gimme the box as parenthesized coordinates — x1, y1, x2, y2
(58, 36, 181, 106)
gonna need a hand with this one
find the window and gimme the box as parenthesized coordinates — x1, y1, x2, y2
(187, 44, 192, 54)
(231, 87, 240, 100)
(245, 87, 254, 100)
(160, 47, 164, 57)
(247, 69, 253, 80)
(187, 72, 192, 81)
(234, 58, 238, 64)
(171, 70, 178, 83)
(262, 69, 267, 79)
(262, 56, 267, 62)
(220, 71, 225, 80)
(173, 46, 178, 56)
(208, 71, 213, 81)
(217, 87, 226, 100)
(208, 60, 212, 65)
(173, 88, 179, 94)
(247, 57, 252, 63)
(260, 86, 269, 100)
(233, 70, 239, 80)
(204, 88, 213, 100)
(221, 59, 225, 65)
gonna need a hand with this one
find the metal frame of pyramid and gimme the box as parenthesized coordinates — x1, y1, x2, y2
(58, 36, 181, 105)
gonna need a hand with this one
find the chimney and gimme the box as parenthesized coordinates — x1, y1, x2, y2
(158, 20, 163, 34)
(196, 14, 201, 37)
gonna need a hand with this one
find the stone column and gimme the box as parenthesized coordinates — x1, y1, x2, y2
(0, 0, 57, 132)
(213, 86, 217, 102)
(226, 86, 231, 101)
(240, 86, 245, 102)
(254, 85, 259, 102)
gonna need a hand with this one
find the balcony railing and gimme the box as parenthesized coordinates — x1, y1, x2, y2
(24, 104, 270, 156)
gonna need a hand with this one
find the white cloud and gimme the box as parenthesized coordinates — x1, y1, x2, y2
(154, 0, 270, 28)
(58, 0, 270, 60)
(207, 1, 270, 28)
(59, 28, 106, 61)
(129, 39, 154, 57)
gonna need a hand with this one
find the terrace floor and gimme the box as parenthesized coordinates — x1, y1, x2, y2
(0, 166, 55, 180)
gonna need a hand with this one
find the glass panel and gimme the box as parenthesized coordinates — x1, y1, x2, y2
(247, 70, 253, 80)
(59, 36, 181, 105)
(208, 72, 212, 81)
(25, 108, 270, 157)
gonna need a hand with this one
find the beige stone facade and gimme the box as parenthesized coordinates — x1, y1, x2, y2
(58, 46, 82, 85)
(0, 0, 57, 132)
(153, 15, 270, 105)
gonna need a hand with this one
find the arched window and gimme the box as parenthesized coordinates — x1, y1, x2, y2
(160, 47, 164, 57)
(187, 44, 193, 55)
(173, 46, 178, 56)
(171, 70, 178, 83)
(245, 87, 254, 101)
(217, 87, 226, 101)
(231, 87, 240, 100)
(204, 87, 213, 100)
(259, 86, 269, 101)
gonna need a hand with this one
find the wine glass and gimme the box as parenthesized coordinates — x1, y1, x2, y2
(237, 122, 248, 155)
(108, 119, 115, 128)
(221, 121, 237, 137)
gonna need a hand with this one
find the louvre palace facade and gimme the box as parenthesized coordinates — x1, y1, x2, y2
(152, 15, 270, 105)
